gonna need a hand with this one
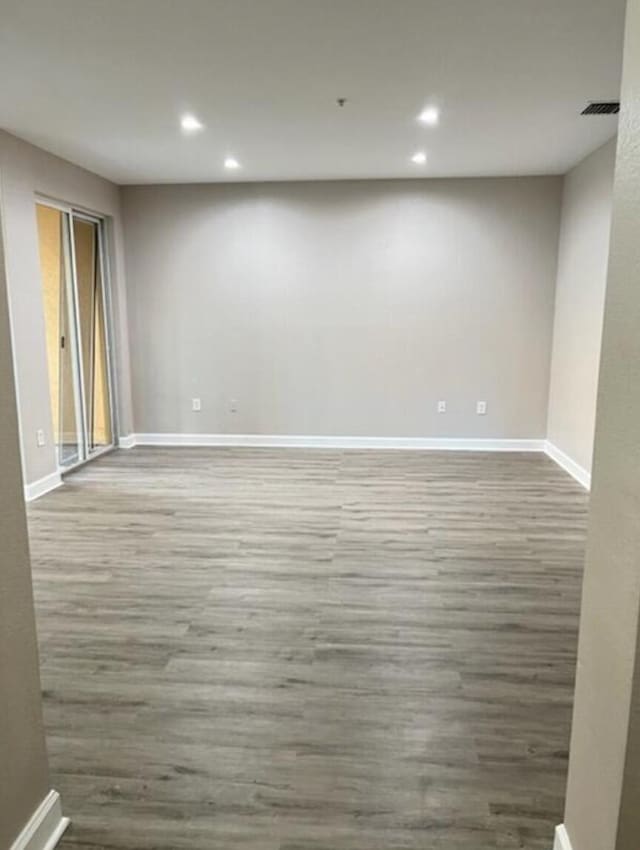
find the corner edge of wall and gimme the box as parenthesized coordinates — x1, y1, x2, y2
(545, 441, 591, 490)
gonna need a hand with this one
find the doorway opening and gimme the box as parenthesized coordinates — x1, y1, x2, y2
(35, 201, 115, 471)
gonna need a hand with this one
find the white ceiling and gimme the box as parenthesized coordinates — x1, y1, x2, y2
(0, 0, 625, 184)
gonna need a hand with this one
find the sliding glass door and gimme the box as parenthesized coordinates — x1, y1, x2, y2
(36, 202, 115, 470)
(72, 215, 113, 453)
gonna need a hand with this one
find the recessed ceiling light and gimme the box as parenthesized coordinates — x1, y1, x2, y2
(411, 151, 427, 165)
(418, 107, 439, 126)
(180, 113, 203, 133)
(224, 157, 241, 170)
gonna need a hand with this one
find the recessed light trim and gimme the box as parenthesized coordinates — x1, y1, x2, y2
(411, 151, 427, 165)
(180, 113, 203, 133)
(418, 106, 439, 126)
(224, 157, 241, 170)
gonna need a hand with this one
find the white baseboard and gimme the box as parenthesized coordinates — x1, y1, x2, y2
(132, 433, 546, 452)
(544, 441, 591, 490)
(9, 790, 69, 850)
(553, 824, 573, 850)
(24, 471, 63, 503)
(119, 434, 590, 491)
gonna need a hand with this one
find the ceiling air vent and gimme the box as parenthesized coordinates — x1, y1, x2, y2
(581, 101, 620, 115)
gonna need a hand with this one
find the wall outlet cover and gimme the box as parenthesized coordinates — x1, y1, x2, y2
(476, 401, 487, 415)
(437, 401, 446, 413)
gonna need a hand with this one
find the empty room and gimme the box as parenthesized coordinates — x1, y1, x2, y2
(2, 2, 640, 850)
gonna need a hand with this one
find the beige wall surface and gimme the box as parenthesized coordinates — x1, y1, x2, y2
(0, 130, 134, 486)
(547, 139, 616, 475)
(562, 1, 640, 848)
(0, 183, 51, 848)
(122, 177, 562, 439)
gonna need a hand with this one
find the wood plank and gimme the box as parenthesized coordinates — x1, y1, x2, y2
(27, 448, 588, 850)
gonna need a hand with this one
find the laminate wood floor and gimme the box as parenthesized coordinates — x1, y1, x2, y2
(27, 448, 588, 850)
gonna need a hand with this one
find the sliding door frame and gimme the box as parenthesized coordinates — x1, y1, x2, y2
(36, 195, 119, 473)
(59, 210, 85, 466)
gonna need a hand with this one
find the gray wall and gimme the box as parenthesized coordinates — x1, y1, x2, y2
(562, 1, 640, 847)
(547, 139, 616, 476)
(0, 130, 134, 487)
(122, 177, 562, 439)
(0, 179, 51, 848)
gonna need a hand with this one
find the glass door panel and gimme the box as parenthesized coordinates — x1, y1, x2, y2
(72, 217, 113, 453)
(36, 203, 82, 467)
(92, 263, 112, 450)
(36, 202, 114, 471)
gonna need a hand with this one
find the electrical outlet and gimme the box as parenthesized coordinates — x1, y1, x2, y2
(476, 401, 487, 415)
(192, 398, 201, 412)
(36, 429, 45, 447)
(437, 401, 446, 414)
(229, 398, 238, 414)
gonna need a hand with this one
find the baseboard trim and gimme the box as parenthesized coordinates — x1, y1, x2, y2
(9, 790, 69, 850)
(121, 434, 590, 490)
(553, 824, 573, 850)
(544, 441, 591, 490)
(132, 433, 546, 452)
(24, 471, 63, 503)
